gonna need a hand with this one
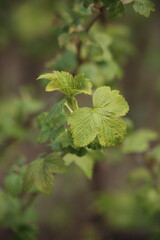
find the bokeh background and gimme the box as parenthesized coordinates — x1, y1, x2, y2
(0, 0, 160, 239)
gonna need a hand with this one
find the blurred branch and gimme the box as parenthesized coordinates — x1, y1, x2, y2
(73, 6, 106, 75)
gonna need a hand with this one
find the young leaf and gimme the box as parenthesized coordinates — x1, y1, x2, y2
(147, 145, 160, 162)
(68, 86, 129, 147)
(83, 0, 92, 8)
(128, 167, 152, 185)
(37, 71, 92, 97)
(122, 129, 158, 153)
(37, 99, 66, 143)
(64, 153, 94, 179)
(4, 173, 23, 197)
(101, 0, 125, 20)
(133, 0, 155, 17)
(23, 154, 66, 194)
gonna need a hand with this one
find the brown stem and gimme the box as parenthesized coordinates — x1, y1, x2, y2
(22, 193, 38, 211)
(85, 11, 102, 32)
(73, 7, 105, 75)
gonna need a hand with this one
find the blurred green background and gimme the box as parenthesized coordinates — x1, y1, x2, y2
(0, 0, 160, 239)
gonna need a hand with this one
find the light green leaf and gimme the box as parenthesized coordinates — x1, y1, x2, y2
(133, 0, 155, 17)
(121, 0, 134, 4)
(68, 86, 129, 147)
(79, 61, 122, 87)
(93, 86, 128, 116)
(23, 154, 66, 194)
(37, 71, 92, 97)
(122, 129, 158, 153)
(128, 167, 152, 184)
(64, 153, 94, 179)
(148, 145, 160, 162)
(58, 33, 74, 47)
(84, 32, 112, 62)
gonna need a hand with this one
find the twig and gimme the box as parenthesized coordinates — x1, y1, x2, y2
(22, 193, 38, 211)
(73, 7, 105, 75)
(85, 11, 102, 32)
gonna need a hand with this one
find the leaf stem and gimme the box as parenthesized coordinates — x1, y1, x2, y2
(64, 102, 73, 113)
(71, 97, 79, 111)
(66, 96, 79, 112)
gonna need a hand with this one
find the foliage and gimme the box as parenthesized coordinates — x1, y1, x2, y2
(0, 0, 159, 239)
(122, 129, 158, 153)
(24, 154, 66, 194)
(133, 0, 155, 17)
(68, 86, 129, 147)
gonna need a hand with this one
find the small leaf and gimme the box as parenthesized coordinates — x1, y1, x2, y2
(37, 99, 66, 143)
(37, 71, 92, 97)
(122, 129, 158, 153)
(68, 86, 129, 147)
(64, 153, 94, 179)
(23, 154, 66, 194)
(53, 50, 76, 71)
(148, 145, 160, 162)
(133, 0, 155, 17)
(128, 167, 152, 184)
(102, 0, 125, 20)
(4, 173, 23, 197)
(45, 154, 66, 174)
(58, 33, 73, 47)
(83, 0, 92, 8)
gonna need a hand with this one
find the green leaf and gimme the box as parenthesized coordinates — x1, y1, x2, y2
(148, 145, 160, 162)
(37, 71, 92, 97)
(44, 154, 66, 174)
(68, 86, 129, 147)
(47, 99, 66, 120)
(64, 153, 94, 179)
(121, 0, 134, 3)
(122, 129, 158, 153)
(133, 0, 155, 17)
(53, 50, 76, 72)
(128, 167, 152, 185)
(37, 99, 66, 143)
(84, 31, 112, 62)
(58, 33, 74, 47)
(79, 61, 122, 87)
(83, 0, 92, 8)
(23, 154, 66, 194)
(4, 173, 23, 197)
(13, 224, 37, 240)
(102, 0, 125, 20)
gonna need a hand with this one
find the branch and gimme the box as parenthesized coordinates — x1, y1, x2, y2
(73, 7, 106, 75)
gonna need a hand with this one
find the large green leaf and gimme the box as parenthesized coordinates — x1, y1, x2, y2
(37, 71, 92, 97)
(133, 0, 155, 17)
(23, 154, 66, 194)
(68, 86, 129, 147)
